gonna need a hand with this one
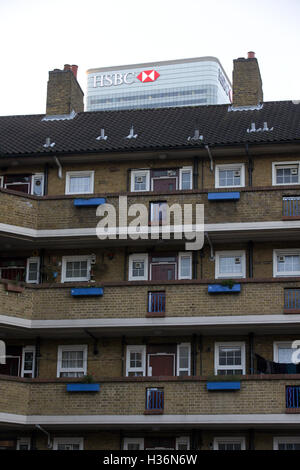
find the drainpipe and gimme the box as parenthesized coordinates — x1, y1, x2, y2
(249, 429, 255, 450)
(205, 232, 214, 260)
(248, 241, 253, 278)
(127, 169, 131, 192)
(198, 335, 203, 376)
(35, 425, 52, 449)
(192, 334, 197, 376)
(44, 163, 49, 195)
(121, 336, 126, 377)
(192, 251, 198, 280)
(193, 156, 198, 190)
(245, 144, 253, 187)
(201, 159, 204, 190)
(39, 249, 45, 284)
(205, 145, 213, 172)
(54, 157, 62, 179)
(249, 332, 255, 374)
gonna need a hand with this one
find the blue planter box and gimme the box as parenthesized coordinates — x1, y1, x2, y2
(207, 382, 241, 391)
(208, 192, 240, 201)
(71, 288, 104, 297)
(74, 198, 106, 207)
(208, 284, 241, 294)
(66, 383, 100, 392)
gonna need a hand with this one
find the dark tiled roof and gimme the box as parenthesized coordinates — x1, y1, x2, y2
(0, 101, 300, 157)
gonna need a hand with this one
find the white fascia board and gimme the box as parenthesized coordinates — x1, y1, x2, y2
(2, 220, 300, 240)
(2, 413, 300, 426)
(2, 314, 300, 331)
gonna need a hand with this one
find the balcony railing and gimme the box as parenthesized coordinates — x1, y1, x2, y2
(286, 386, 300, 409)
(283, 196, 300, 218)
(148, 292, 166, 314)
(146, 388, 164, 412)
(284, 289, 300, 313)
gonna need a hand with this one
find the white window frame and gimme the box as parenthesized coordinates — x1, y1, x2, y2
(273, 341, 297, 363)
(215, 250, 246, 279)
(178, 252, 192, 280)
(213, 437, 246, 450)
(179, 166, 193, 190)
(61, 255, 91, 283)
(65, 171, 94, 195)
(272, 161, 300, 186)
(16, 438, 31, 450)
(176, 436, 190, 450)
(21, 346, 35, 378)
(26, 257, 40, 284)
(31, 173, 45, 196)
(0, 176, 3, 188)
(57, 345, 88, 378)
(150, 201, 168, 224)
(123, 438, 144, 450)
(273, 249, 300, 277)
(126, 345, 146, 377)
(215, 163, 245, 189)
(214, 341, 246, 375)
(177, 343, 191, 376)
(273, 437, 300, 450)
(131, 169, 150, 192)
(53, 437, 84, 450)
(128, 254, 148, 281)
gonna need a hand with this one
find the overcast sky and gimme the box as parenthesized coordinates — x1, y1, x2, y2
(0, 0, 299, 116)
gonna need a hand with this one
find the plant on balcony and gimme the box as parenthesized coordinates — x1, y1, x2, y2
(206, 374, 242, 382)
(81, 373, 95, 384)
(220, 279, 236, 289)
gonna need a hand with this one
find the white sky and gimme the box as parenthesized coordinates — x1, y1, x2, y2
(0, 0, 299, 116)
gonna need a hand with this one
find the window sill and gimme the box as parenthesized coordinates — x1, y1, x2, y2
(144, 410, 164, 415)
(146, 312, 166, 317)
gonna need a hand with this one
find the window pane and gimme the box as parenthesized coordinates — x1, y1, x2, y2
(134, 174, 147, 191)
(276, 167, 298, 184)
(181, 171, 191, 190)
(28, 262, 38, 281)
(219, 169, 241, 187)
(277, 255, 300, 273)
(219, 256, 242, 275)
(278, 347, 294, 363)
(132, 261, 144, 277)
(219, 347, 241, 366)
(180, 257, 191, 278)
(69, 175, 91, 193)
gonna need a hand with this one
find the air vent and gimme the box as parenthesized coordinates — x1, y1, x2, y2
(136, 176, 144, 183)
(235, 257, 241, 264)
(278, 256, 285, 263)
(234, 170, 241, 177)
(291, 168, 298, 175)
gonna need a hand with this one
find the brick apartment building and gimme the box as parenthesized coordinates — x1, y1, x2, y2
(1, 53, 300, 450)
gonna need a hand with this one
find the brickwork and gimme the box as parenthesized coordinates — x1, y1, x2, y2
(46, 69, 84, 115)
(0, 377, 297, 416)
(232, 56, 263, 107)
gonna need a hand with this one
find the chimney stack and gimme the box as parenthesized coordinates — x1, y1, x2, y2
(232, 52, 263, 107)
(46, 64, 84, 115)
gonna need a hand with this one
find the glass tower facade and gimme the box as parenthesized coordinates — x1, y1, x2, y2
(86, 57, 232, 111)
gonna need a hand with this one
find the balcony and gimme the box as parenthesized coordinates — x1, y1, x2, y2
(284, 289, 300, 313)
(145, 388, 164, 414)
(1, 280, 300, 325)
(283, 196, 300, 219)
(2, 188, 300, 235)
(286, 386, 300, 412)
(147, 292, 166, 316)
(0, 376, 299, 419)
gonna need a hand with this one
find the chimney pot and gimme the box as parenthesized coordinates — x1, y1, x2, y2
(71, 65, 78, 78)
(64, 64, 71, 71)
(247, 51, 256, 59)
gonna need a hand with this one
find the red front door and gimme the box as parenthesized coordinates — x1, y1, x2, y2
(151, 264, 176, 281)
(152, 178, 177, 192)
(149, 354, 174, 376)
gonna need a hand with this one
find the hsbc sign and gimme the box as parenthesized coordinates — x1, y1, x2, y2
(93, 69, 160, 88)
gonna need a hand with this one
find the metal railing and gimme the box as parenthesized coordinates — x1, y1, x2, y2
(283, 196, 300, 217)
(146, 388, 164, 411)
(148, 292, 166, 313)
(284, 289, 300, 311)
(286, 386, 300, 409)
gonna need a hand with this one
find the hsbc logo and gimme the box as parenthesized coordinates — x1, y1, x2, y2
(92, 69, 160, 88)
(137, 70, 160, 83)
